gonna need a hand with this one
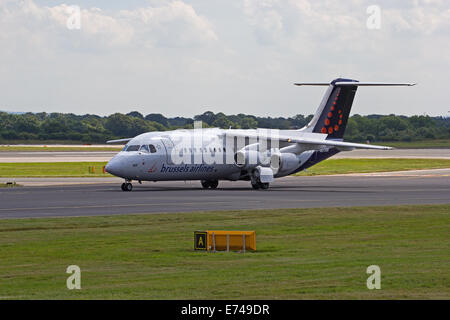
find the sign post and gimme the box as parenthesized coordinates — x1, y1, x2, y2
(194, 231, 207, 250)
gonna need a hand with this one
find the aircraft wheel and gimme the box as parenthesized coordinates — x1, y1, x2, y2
(209, 180, 219, 189)
(260, 182, 269, 190)
(201, 180, 219, 189)
(122, 182, 132, 192)
(201, 180, 210, 189)
(251, 182, 260, 190)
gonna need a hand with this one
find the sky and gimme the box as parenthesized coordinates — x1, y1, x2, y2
(0, 0, 449, 117)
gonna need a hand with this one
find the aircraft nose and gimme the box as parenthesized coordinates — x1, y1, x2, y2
(105, 158, 121, 176)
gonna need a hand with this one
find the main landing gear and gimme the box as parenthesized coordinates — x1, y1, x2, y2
(250, 170, 270, 190)
(121, 182, 133, 192)
(251, 181, 269, 190)
(201, 180, 219, 189)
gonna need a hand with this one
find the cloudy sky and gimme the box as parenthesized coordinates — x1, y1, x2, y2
(0, 0, 449, 117)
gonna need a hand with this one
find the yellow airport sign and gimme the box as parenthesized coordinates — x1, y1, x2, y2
(194, 231, 207, 250)
(194, 231, 256, 252)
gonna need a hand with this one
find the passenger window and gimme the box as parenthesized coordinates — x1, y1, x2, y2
(149, 144, 157, 153)
(140, 145, 150, 153)
(126, 145, 140, 152)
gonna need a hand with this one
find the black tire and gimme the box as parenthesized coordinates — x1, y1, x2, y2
(125, 183, 133, 192)
(260, 183, 269, 190)
(209, 180, 219, 189)
(121, 183, 126, 191)
(201, 180, 210, 189)
(251, 182, 260, 190)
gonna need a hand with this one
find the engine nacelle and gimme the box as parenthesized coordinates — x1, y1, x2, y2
(270, 152, 300, 175)
(234, 150, 268, 170)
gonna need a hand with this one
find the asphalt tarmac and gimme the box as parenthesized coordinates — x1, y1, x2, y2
(1, 171, 448, 219)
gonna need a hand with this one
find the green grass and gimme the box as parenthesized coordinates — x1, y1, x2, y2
(0, 182, 21, 188)
(0, 162, 110, 177)
(0, 205, 448, 299)
(296, 158, 450, 176)
(1, 159, 450, 178)
(0, 146, 121, 152)
(0, 139, 116, 145)
(381, 139, 450, 149)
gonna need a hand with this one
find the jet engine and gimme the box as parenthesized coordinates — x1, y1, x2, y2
(234, 150, 268, 170)
(270, 152, 300, 175)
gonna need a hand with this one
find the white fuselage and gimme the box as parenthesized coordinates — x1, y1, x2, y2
(105, 128, 328, 182)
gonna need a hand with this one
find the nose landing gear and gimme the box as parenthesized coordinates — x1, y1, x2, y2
(121, 182, 133, 192)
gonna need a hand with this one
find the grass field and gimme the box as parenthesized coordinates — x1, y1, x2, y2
(296, 158, 450, 176)
(0, 183, 20, 188)
(0, 162, 110, 177)
(3, 159, 449, 177)
(0, 205, 448, 299)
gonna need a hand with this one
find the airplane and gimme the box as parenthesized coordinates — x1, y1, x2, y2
(105, 78, 415, 191)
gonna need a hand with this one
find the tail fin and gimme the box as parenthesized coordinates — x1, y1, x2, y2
(295, 78, 415, 140)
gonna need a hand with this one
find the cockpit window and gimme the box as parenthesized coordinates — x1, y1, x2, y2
(126, 145, 140, 152)
(139, 145, 150, 153)
(149, 144, 157, 153)
(122, 145, 128, 151)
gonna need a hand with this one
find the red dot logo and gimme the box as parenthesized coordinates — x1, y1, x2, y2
(325, 119, 330, 126)
(328, 112, 333, 118)
(328, 127, 333, 134)
(321, 127, 327, 134)
(339, 120, 342, 125)
(334, 125, 339, 131)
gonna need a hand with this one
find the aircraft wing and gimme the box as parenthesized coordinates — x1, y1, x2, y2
(227, 131, 392, 150)
(106, 138, 133, 144)
(286, 137, 392, 150)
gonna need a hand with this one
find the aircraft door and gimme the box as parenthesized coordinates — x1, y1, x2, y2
(139, 141, 165, 178)
(160, 137, 175, 164)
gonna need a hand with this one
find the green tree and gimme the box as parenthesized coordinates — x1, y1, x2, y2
(145, 113, 169, 127)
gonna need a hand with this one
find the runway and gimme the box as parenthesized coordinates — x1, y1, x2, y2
(0, 148, 449, 162)
(0, 151, 116, 162)
(1, 172, 448, 219)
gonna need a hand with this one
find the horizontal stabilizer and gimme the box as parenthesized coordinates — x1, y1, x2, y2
(334, 82, 416, 86)
(294, 82, 416, 87)
(293, 83, 331, 86)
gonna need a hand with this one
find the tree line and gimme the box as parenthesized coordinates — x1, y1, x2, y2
(0, 111, 448, 143)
